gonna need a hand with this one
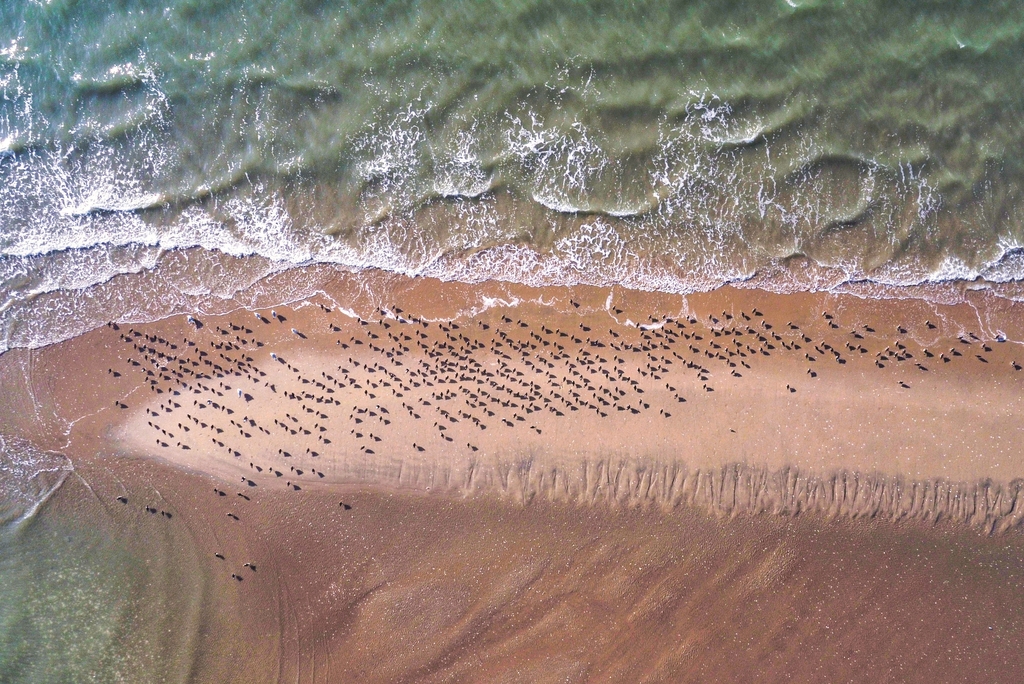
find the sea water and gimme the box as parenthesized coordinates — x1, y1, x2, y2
(1, 0, 1023, 352)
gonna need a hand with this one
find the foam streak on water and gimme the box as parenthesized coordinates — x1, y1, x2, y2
(2, 0, 1024, 351)
(0, 435, 72, 530)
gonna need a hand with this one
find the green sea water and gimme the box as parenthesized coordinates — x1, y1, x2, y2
(2, 0, 1024, 353)
(0, 438, 225, 683)
(0, 510, 156, 682)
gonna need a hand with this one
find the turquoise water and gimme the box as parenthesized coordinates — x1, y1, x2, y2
(0, 513, 146, 682)
(2, 0, 1024, 348)
(0, 438, 217, 683)
(1, 0, 1024, 352)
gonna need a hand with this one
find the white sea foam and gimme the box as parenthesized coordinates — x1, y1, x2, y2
(0, 435, 73, 529)
(507, 112, 650, 217)
(0, 38, 27, 62)
(432, 126, 493, 199)
(1, 73, 1023, 357)
(59, 192, 165, 217)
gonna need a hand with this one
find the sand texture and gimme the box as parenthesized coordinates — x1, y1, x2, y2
(3, 272, 1024, 681)
(84, 278, 1024, 529)
(20, 461, 1024, 683)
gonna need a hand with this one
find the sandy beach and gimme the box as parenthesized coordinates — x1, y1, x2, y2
(3, 269, 1024, 681)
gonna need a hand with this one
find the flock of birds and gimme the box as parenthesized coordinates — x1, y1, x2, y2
(104, 301, 1020, 583)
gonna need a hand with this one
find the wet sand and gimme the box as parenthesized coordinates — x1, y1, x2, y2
(3, 270, 1024, 681)
(18, 454, 1024, 683)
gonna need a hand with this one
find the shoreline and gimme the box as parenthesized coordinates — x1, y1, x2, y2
(4, 249, 1024, 358)
(3, 269, 1022, 532)
(5, 269, 1024, 680)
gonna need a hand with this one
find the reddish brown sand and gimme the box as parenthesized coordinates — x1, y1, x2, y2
(37, 464, 1024, 683)
(2, 271, 1024, 681)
